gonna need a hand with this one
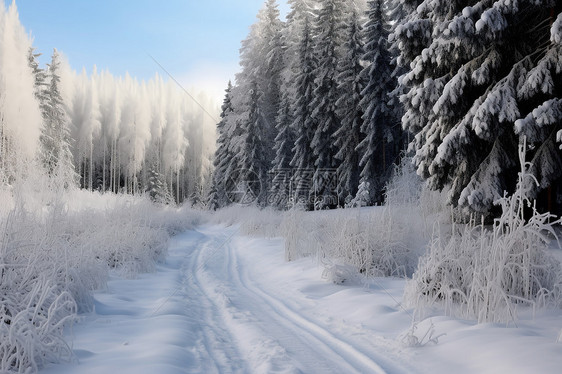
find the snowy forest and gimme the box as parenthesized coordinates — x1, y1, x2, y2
(2, 0, 562, 372)
(210, 0, 562, 220)
(0, 3, 215, 205)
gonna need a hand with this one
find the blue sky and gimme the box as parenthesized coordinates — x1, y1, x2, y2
(12, 0, 288, 103)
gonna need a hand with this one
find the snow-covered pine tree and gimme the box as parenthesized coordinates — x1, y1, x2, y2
(237, 80, 268, 206)
(334, 6, 365, 206)
(386, 0, 408, 138)
(28, 48, 49, 119)
(270, 0, 309, 209)
(41, 49, 77, 188)
(515, 6, 562, 210)
(310, 0, 347, 209)
(270, 91, 295, 209)
(145, 155, 173, 204)
(357, 0, 400, 205)
(208, 81, 234, 209)
(257, 0, 285, 161)
(223, 0, 285, 206)
(396, 0, 562, 218)
(289, 10, 317, 209)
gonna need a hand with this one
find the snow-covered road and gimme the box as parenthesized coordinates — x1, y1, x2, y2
(187, 226, 401, 374)
(42, 225, 411, 373)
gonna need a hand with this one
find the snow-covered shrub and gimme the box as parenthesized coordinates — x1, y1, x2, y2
(0, 213, 77, 373)
(384, 155, 422, 208)
(210, 205, 283, 238)
(280, 157, 435, 279)
(280, 207, 423, 278)
(405, 144, 562, 323)
(0, 185, 200, 372)
(346, 181, 370, 208)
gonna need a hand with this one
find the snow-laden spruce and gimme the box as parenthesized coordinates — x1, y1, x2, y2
(309, 0, 347, 209)
(357, 0, 402, 205)
(334, 7, 365, 206)
(395, 0, 562, 218)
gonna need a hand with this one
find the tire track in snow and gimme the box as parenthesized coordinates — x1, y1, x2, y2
(228, 241, 388, 374)
(181, 230, 249, 374)
(194, 225, 405, 374)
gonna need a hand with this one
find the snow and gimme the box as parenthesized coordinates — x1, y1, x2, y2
(41, 223, 562, 374)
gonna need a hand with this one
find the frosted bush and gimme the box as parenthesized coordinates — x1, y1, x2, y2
(0, 186, 200, 372)
(210, 206, 283, 238)
(384, 155, 422, 207)
(280, 206, 423, 278)
(0, 215, 76, 373)
(279, 157, 435, 279)
(406, 144, 562, 323)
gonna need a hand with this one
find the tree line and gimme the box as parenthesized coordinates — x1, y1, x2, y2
(210, 0, 562, 218)
(0, 2, 215, 204)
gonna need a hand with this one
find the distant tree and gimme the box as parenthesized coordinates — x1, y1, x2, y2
(0, 2, 42, 182)
(41, 49, 77, 188)
(28, 47, 49, 118)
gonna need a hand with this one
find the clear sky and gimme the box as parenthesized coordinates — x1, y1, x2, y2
(11, 0, 289, 104)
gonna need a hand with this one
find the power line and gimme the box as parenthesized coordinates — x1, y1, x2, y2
(146, 53, 220, 124)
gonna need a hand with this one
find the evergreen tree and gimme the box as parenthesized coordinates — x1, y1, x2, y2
(28, 48, 49, 118)
(42, 49, 77, 188)
(208, 81, 234, 209)
(270, 93, 295, 208)
(270, 0, 308, 209)
(240, 0, 284, 171)
(396, 0, 562, 218)
(515, 8, 562, 207)
(310, 0, 347, 209)
(224, 0, 285, 206)
(237, 80, 268, 206)
(258, 0, 285, 151)
(146, 159, 173, 204)
(334, 7, 365, 206)
(358, 0, 401, 205)
(289, 13, 317, 208)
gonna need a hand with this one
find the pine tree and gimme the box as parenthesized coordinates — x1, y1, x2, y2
(310, 0, 347, 209)
(258, 0, 285, 151)
(334, 7, 365, 206)
(42, 49, 77, 188)
(396, 0, 562, 218)
(270, 93, 295, 208)
(208, 81, 234, 209)
(289, 12, 317, 209)
(241, 0, 284, 171)
(357, 0, 401, 205)
(515, 7, 562, 208)
(28, 48, 49, 118)
(237, 80, 268, 206)
(270, 0, 308, 209)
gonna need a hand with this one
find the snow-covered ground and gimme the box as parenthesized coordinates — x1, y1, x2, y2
(42, 225, 562, 373)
